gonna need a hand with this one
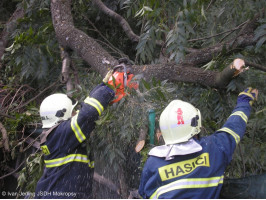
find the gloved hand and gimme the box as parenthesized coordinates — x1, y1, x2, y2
(103, 69, 114, 83)
(89, 69, 115, 96)
(237, 87, 258, 106)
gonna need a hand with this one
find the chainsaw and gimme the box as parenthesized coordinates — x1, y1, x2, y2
(108, 58, 138, 104)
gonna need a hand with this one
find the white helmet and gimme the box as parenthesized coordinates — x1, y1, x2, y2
(40, 93, 77, 128)
(159, 100, 201, 145)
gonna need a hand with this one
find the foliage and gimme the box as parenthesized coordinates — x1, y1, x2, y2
(0, 0, 265, 196)
(124, 0, 198, 63)
(2, 0, 60, 86)
(17, 152, 44, 197)
(123, 0, 266, 64)
(254, 18, 266, 52)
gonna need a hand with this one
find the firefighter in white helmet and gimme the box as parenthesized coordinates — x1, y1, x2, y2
(35, 70, 117, 199)
(139, 87, 258, 199)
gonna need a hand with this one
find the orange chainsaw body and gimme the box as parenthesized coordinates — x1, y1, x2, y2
(108, 71, 138, 104)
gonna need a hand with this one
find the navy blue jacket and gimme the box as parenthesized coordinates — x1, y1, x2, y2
(35, 84, 114, 199)
(139, 101, 251, 199)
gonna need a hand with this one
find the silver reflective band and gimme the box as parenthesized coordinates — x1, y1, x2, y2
(160, 119, 191, 130)
(84, 97, 104, 116)
(150, 176, 224, 199)
(44, 154, 93, 168)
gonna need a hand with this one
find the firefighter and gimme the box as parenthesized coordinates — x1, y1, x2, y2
(138, 87, 258, 199)
(35, 71, 117, 199)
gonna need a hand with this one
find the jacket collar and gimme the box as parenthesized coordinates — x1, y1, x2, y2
(148, 139, 202, 160)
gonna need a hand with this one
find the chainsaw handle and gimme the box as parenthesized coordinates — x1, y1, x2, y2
(112, 63, 129, 88)
(113, 64, 125, 73)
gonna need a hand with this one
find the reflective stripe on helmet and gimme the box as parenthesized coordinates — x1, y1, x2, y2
(71, 112, 86, 143)
(229, 111, 248, 123)
(84, 97, 104, 116)
(44, 154, 94, 168)
(150, 175, 224, 199)
(217, 127, 240, 144)
(160, 119, 191, 130)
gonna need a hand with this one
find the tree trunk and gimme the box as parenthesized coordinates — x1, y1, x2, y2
(50, 0, 118, 77)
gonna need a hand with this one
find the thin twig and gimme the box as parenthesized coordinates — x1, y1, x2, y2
(206, 0, 215, 11)
(218, 31, 233, 43)
(82, 14, 126, 57)
(0, 112, 16, 119)
(6, 85, 29, 114)
(0, 160, 25, 179)
(21, 125, 42, 152)
(93, 172, 121, 196)
(1, 91, 12, 111)
(12, 81, 59, 112)
(188, 20, 248, 42)
(245, 61, 266, 72)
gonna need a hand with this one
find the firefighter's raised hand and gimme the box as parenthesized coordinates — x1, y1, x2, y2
(103, 69, 114, 83)
(237, 87, 258, 106)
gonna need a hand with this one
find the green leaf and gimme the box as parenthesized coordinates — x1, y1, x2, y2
(5, 43, 14, 52)
(255, 36, 266, 52)
(135, 8, 144, 17)
(142, 79, 151, 90)
(143, 6, 153, 12)
(156, 88, 166, 101)
(201, 5, 207, 21)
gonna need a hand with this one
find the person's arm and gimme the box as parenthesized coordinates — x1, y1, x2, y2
(69, 84, 115, 143)
(213, 87, 258, 164)
(55, 70, 116, 152)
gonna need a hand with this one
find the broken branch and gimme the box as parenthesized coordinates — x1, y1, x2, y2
(0, 121, 10, 152)
(92, 0, 139, 42)
(93, 172, 120, 196)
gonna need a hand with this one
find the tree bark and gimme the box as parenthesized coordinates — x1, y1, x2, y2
(50, 0, 118, 77)
(50, 0, 263, 88)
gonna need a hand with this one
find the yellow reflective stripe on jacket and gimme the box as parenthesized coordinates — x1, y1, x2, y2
(150, 175, 224, 199)
(71, 112, 86, 143)
(218, 127, 240, 144)
(84, 97, 104, 116)
(44, 154, 94, 168)
(229, 111, 248, 123)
